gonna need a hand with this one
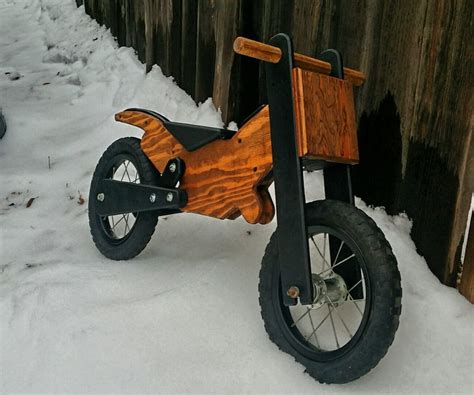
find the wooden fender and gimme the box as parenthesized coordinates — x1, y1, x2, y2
(115, 106, 275, 224)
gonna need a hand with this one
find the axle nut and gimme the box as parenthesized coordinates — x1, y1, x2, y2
(97, 193, 105, 202)
(287, 286, 300, 299)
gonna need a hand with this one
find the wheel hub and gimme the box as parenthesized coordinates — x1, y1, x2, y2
(311, 272, 348, 308)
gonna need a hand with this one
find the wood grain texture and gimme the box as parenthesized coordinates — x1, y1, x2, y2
(194, 0, 216, 103)
(293, 68, 359, 163)
(115, 107, 274, 224)
(233, 36, 366, 86)
(213, 1, 240, 121)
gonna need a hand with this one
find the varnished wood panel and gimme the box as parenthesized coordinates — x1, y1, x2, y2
(116, 107, 274, 225)
(292, 68, 359, 164)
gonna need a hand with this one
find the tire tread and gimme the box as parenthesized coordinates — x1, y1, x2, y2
(259, 199, 402, 383)
(88, 137, 159, 260)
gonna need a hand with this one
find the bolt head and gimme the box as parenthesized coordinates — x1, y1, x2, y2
(166, 192, 173, 202)
(149, 193, 157, 203)
(169, 163, 177, 173)
(97, 193, 105, 202)
(287, 286, 300, 299)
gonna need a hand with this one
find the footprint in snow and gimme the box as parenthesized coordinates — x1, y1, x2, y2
(5, 71, 21, 81)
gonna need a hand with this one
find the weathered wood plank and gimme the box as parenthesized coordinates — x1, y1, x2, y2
(145, 0, 182, 76)
(179, 0, 197, 95)
(341, 0, 474, 283)
(291, 0, 330, 57)
(212, 0, 240, 122)
(229, 0, 260, 125)
(194, 0, 216, 104)
(256, 0, 294, 103)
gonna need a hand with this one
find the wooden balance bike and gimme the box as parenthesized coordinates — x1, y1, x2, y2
(88, 34, 402, 384)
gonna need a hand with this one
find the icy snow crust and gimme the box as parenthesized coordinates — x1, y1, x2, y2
(0, 0, 472, 393)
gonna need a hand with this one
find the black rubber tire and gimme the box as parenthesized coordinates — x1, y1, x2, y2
(88, 137, 159, 260)
(259, 199, 402, 384)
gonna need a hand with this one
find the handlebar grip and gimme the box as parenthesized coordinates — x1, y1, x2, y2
(233, 37, 365, 86)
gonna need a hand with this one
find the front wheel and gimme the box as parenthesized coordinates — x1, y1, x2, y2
(259, 200, 401, 383)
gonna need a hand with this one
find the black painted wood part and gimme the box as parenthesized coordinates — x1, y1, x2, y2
(125, 108, 235, 152)
(265, 33, 313, 306)
(95, 179, 187, 217)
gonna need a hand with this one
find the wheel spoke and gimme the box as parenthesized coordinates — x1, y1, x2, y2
(124, 162, 133, 182)
(291, 307, 312, 328)
(120, 162, 127, 181)
(326, 295, 353, 340)
(333, 241, 344, 268)
(322, 233, 327, 270)
(305, 307, 321, 348)
(347, 293, 364, 316)
(328, 304, 340, 348)
(347, 278, 363, 294)
(317, 253, 356, 277)
(305, 306, 333, 344)
(313, 240, 332, 274)
(124, 213, 130, 236)
(111, 214, 126, 231)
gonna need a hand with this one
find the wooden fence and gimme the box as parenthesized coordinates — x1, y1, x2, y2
(77, 0, 474, 301)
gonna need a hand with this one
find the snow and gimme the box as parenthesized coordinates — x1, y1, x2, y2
(0, 0, 472, 393)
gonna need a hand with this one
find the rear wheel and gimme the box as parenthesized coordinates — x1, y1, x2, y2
(88, 137, 159, 260)
(259, 200, 401, 383)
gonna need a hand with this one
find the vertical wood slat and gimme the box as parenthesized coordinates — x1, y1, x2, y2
(194, 0, 216, 104)
(144, 0, 156, 72)
(291, 0, 326, 57)
(179, 0, 198, 95)
(231, 0, 260, 125)
(147, 0, 182, 77)
(131, 1, 146, 63)
(115, 0, 127, 47)
(212, 0, 240, 122)
(255, 0, 295, 103)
